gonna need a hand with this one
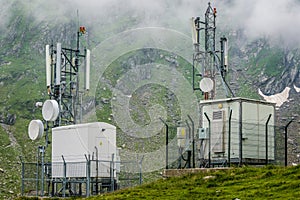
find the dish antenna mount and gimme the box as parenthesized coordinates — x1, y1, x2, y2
(191, 2, 234, 100)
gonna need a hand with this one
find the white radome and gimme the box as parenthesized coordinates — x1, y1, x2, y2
(199, 77, 214, 93)
(42, 100, 59, 121)
(28, 119, 44, 141)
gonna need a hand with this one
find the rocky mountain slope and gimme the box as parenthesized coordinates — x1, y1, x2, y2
(0, 0, 299, 199)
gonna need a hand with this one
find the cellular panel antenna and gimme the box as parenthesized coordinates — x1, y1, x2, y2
(191, 2, 233, 100)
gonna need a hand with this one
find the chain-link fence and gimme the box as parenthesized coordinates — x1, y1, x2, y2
(21, 119, 299, 197)
(20, 158, 142, 197)
(165, 120, 300, 169)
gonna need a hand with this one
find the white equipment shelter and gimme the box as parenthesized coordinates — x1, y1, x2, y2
(51, 122, 117, 178)
(199, 97, 275, 164)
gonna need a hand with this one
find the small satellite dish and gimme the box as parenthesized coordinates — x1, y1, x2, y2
(199, 77, 214, 92)
(35, 102, 43, 108)
(42, 100, 59, 121)
(28, 120, 44, 141)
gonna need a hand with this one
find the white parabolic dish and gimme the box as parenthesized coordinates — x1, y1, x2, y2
(199, 77, 214, 92)
(42, 99, 59, 121)
(28, 119, 44, 141)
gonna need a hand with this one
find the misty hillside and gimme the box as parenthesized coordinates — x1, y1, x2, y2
(0, 0, 300, 199)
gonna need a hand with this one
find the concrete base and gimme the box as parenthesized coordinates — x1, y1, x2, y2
(162, 168, 230, 178)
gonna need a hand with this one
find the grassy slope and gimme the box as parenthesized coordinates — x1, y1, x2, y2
(1, 2, 299, 200)
(0, 2, 52, 199)
(85, 166, 300, 200)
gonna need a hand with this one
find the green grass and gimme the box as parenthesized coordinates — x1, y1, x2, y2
(17, 165, 300, 199)
(80, 165, 300, 200)
(247, 47, 285, 77)
(236, 82, 261, 100)
(0, 125, 21, 199)
(0, 3, 298, 200)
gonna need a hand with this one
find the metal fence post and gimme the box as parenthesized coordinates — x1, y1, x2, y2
(111, 154, 115, 192)
(36, 147, 40, 196)
(19, 156, 24, 196)
(285, 119, 294, 166)
(204, 112, 211, 168)
(228, 110, 232, 167)
(85, 154, 90, 197)
(159, 118, 169, 170)
(61, 155, 66, 198)
(185, 120, 191, 168)
(139, 156, 144, 185)
(239, 102, 243, 166)
(187, 115, 195, 168)
(95, 146, 99, 194)
(40, 146, 45, 196)
(265, 114, 272, 165)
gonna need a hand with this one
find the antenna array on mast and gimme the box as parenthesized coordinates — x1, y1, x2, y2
(191, 2, 233, 100)
(44, 27, 90, 127)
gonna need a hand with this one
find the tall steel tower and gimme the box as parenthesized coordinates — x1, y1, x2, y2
(44, 26, 90, 127)
(27, 26, 91, 197)
(191, 2, 233, 100)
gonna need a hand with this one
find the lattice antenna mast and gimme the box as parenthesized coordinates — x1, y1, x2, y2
(191, 2, 233, 100)
(204, 3, 217, 99)
(45, 26, 90, 127)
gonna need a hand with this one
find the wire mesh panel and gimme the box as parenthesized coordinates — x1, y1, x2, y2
(274, 126, 285, 165)
(117, 160, 141, 189)
(283, 121, 300, 166)
(90, 160, 112, 178)
(21, 158, 142, 197)
(20, 120, 299, 197)
(21, 162, 52, 196)
(21, 162, 39, 196)
(166, 125, 194, 169)
(163, 120, 293, 169)
(52, 161, 87, 178)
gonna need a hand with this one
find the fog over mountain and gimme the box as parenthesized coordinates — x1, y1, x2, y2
(2, 0, 296, 47)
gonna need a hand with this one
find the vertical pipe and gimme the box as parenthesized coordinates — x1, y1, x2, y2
(77, 31, 80, 53)
(187, 115, 195, 168)
(285, 119, 294, 166)
(220, 38, 224, 77)
(166, 125, 168, 169)
(74, 31, 81, 124)
(265, 114, 272, 165)
(80, 92, 83, 123)
(196, 17, 200, 45)
(204, 112, 211, 168)
(228, 109, 232, 167)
